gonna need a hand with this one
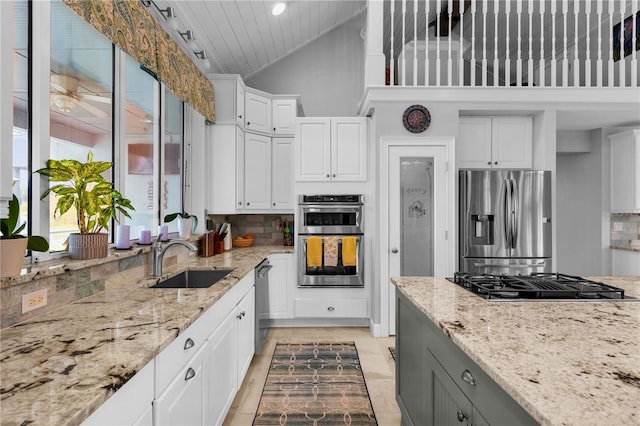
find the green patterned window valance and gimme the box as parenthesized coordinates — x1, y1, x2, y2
(62, 0, 215, 123)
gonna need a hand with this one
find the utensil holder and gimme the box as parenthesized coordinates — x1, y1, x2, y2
(283, 232, 294, 246)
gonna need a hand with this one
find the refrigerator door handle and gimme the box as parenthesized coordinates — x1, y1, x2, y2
(510, 178, 518, 249)
(503, 178, 511, 250)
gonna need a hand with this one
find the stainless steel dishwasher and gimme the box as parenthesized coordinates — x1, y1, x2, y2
(255, 259, 273, 355)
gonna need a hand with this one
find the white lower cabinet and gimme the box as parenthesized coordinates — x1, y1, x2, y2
(266, 253, 294, 319)
(206, 309, 238, 426)
(82, 361, 154, 425)
(155, 342, 209, 425)
(91, 270, 256, 426)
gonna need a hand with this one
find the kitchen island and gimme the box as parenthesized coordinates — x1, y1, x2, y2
(0, 245, 292, 426)
(392, 276, 640, 426)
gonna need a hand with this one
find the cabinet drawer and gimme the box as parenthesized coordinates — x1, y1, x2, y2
(294, 298, 367, 318)
(425, 319, 537, 426)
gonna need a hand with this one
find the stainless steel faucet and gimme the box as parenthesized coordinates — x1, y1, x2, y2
(152, 235, 198, 276)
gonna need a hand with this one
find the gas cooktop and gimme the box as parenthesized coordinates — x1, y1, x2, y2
(448, 272, 636, 301)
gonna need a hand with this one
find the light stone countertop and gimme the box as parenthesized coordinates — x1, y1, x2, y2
(391, 276, 640, 426)
(0, 245, 293, 426)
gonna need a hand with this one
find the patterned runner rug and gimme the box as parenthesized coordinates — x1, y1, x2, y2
(253, 341, 378, 425)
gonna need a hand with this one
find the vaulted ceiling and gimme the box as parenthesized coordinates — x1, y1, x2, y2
(151, 0, 368, 78)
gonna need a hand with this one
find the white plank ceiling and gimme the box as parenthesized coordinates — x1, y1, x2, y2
(152, 0, 367, 78)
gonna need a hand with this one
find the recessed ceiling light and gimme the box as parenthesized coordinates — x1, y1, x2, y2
(272, 2, 286, 16)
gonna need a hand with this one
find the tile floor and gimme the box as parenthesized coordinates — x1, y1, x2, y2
(223, 327, 401, 426)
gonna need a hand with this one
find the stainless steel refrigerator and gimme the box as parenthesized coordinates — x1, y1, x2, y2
(459, 170, 552, 275)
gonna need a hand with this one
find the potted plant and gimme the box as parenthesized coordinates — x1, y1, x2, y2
(164, 211, 198, 239)
(0, 194, 50, 277)
(35, 152, 135, 260)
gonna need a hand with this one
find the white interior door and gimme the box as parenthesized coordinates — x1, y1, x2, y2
(388, 145, 448, 334)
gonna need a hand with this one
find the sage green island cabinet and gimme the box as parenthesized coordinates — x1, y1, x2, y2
(396, 292, 538, 426)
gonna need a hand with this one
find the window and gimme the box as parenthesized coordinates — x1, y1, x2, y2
(163, 89, 184, 234)
(12, 0, 29, 242)
(122, 55, 160, 236)
(48, 0, 113, 251)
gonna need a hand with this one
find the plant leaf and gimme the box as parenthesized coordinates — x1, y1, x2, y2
(164, 213, 178, 223)
(27, 236, 49, 252)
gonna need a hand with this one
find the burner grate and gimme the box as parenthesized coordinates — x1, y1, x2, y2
(450, 272, 626, 300)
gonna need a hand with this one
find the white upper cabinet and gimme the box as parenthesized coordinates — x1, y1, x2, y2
(331, 118, 367, 181)
(295, 117, 367, 181)
(610, 129, 640, 212)
(271, 138, 294, 210)
(245, 91, 272, 135)
(458, 116, 532, 169)
(243, 133, 272, 210)
(272, 99, 297, 135)
(208, 75, 245, 127)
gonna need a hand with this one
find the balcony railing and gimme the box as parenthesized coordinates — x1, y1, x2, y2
(371, 0, 638, 88)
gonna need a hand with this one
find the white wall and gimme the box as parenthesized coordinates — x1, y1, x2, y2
(556, 131, 604, 275)
(245, 13, 365, 117)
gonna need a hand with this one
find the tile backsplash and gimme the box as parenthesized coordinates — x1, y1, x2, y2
(610, 213, 640, 247)
(211, 214, 294, 246)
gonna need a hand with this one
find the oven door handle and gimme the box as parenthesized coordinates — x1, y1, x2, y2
(473, 261, 547, 268)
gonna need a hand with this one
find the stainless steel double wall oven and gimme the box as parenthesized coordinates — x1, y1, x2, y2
(297, 195, 364, 287)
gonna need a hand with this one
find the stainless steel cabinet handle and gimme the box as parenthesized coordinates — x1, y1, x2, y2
(327, 306, 335, 312)
(391, 247, 399, 253)
(183, 338, 195, 350)
(456, 410, 468, 422)
(184, 367, 196, 381)
(461, 369, 476, 386)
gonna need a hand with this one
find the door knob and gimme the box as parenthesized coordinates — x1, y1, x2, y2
(391, 247, 399, 253)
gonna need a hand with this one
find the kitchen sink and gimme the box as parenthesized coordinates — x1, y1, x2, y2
(151, 269, 233, 289)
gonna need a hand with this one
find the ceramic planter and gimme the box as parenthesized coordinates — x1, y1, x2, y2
(177, 217, 193, 239)
(68, 233, 108, 260)
(0, 238, 28, 277)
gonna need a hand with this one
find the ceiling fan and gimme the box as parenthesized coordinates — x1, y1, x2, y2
(50, 74, 110, 118)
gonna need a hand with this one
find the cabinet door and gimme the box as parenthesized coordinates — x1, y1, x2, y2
(244, 133, 271, 210)
(236, 129, 246, 210)
(82, 361, 154, 426)
(426, 350, 474, 426)
(236, 287, 255, 382)
(236, 83, 245, 127)
(331, 118, 367, 181)
(491, 117, 532, 169)
(208, 125, 240, 214)
(396, 292, 429, 425)
(272, 99, 297, 135)
(207, 310, 238, 426)
(245, 91, 272, 134)
(457, 117, 492, 169)
(271, 138, 294, 210)
(155, 342, 208, 426)
(295, 118, 331, 181)
(610, 130, 640, 212)
(267, 253, 294, 319)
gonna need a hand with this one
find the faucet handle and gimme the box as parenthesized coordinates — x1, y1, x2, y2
(154, 234, 163, 245)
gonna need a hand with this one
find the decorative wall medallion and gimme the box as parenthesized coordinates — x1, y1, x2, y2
(402, 104, 431, 133)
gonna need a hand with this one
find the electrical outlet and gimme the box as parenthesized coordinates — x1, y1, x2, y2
(22, 289, 48, 313)
(613, 222, 624, 232)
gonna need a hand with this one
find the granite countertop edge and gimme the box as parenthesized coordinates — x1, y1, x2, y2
(0, 245, 294, 426)
(610, 244, 640, 252)
(391, 276, 640, 426)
